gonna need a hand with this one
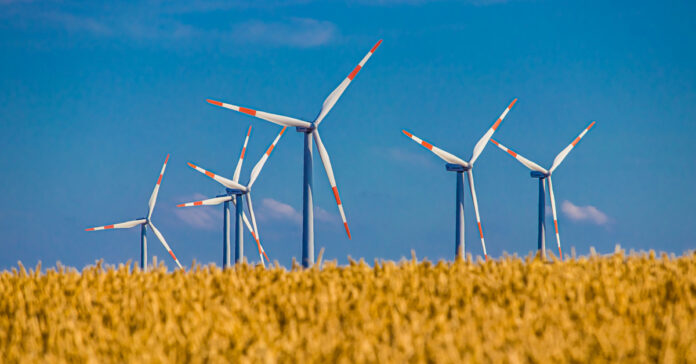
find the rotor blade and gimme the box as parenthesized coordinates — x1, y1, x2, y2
(147, 154, 169, 219)
(206, 99, 312, 128)
(177, 195, 233, 207)
(402, 130, 469, 167)
(147, 222, 183, 270)
(489, 139, 548, 174)
(187, 162, 247, 191)
(248, 127, 287, 188)
(233, 126, 252, 183)
(313, 129, 351, 239)
(469, 99, 517, 165)
(314, 40, 382, 126)
(85, 219, 146, 231)
(549, 121, 596, 174)
(230, 197, 264, 253)
(547, 176, 562, 259)
(466, 170, 488, 261)
(245, 192, 270, 266)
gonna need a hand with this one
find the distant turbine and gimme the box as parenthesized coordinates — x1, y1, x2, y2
(402, 99, 517, 260)
(86, 155, 183, 271)
(180, 126, 286, 267)
(206, 40, 382, 267)
(490, 121, 596, 260)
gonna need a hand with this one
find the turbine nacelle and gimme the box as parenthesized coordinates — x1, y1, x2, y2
(296, 125, 316, 133)
(226, 188, 246, 195)
(530, 171, 549, 179)
(445, 163, 471, 172)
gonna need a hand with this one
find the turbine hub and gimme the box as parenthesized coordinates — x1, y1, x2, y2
(225, 188, 246, 195)
(295, 125, 315, 133)
(530, 171, 547, 179)
(445, 163, 470, 172)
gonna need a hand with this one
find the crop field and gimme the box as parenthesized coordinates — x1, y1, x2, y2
(1, 251, 696, 363)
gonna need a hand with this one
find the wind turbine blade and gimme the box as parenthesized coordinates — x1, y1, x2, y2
(402, 130, 469, 167)
(248, 127, 287, 188)
(312, 129, 351, 239)
(466, 170, 488, 261)
(177, 195, 233, 207)
(206, 99, 312, 128)
(547, 176, 562, 259)
(147, 222, 183, 270)
(233, 126, 252, 183)
(187, 162, 247, 191)
(549, 121, 596, 174)
(314, 40, 382, 126)
(230, 197, 263, 252)
(85, 219, 146, 231)
(147, 154, 169, 219)
(490, 139, 548, 174)
(245, 192, 270, 266)
(469, 99, 517, 165)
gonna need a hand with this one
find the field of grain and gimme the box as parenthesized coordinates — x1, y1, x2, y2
(2, 251, 696, 363)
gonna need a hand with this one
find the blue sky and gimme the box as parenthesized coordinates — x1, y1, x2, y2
(1, 0, 694, 269)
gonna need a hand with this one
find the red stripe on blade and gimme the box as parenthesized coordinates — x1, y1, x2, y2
(194, 201, 203, 206)
(169, 251, 177, 261)
(421, 141, 433, 150)
(507, 149, 517, 158)
(85, 228, 94, 231)
(554, 220, 559, 233)
(370, 40, 383, 53)
(477, 222, 484, 238)
(105, 225, 114, 229)
(402, 130, 413, 138)
(205, 171, 215, 178)
(348, 65, 361, 80)
(240, 147, 246, 159)
(239, 107, 256, 116)
(492, 118, 502, 130)
(157, 175, 163, 185)
(266, 145, 275, 156)
(206, 99, 223, 107)
(344, 222, 351, 239)
(332, 186, 341, 205)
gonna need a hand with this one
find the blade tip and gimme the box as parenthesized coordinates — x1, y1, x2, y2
(371, 39, 383, 52)
(402, 130, 412, 137)
(510, 98, 518, 107)
(206, 99, 223, 107)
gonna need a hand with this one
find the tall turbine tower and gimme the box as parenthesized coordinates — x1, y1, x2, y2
(206, 40, 382, 267)
(181, 127, 286, 267)
(402, 99, 517, 260)
(86, 155, 184, 271)
(490, 121, 596, 259)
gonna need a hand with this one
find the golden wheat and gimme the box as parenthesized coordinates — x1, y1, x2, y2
(1, 251, 695, 363)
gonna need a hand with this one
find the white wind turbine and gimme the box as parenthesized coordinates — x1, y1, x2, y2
(179, 126, 286, 267)
(85, 155, 184, 271)
(490, 121, 596, 260)
(402, 99, 517, 260)
(206, 40, 382, 267)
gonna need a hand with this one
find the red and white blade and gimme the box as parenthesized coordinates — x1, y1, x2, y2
(402, 130, 469, 167)
(467, 170, 488, 261)
(314, 40, 382, 126)
(177, 195, 233, 208)
(248, 127, 286, 188)
(547, 176, 562, 259)
(549, 121, 596, 174)
(312, 129, 351, 239)
(85, 218, 146, 231)
(206, 99, 311, 128)
(244, 192, 269, 266)
(490, 139, 548, 174)
(147, 222, 183, 270)
(233, 126, 252, 183)
(148, 154, 169, 219)
(469, 99, 517, 165)
(187, 162, 247, 191)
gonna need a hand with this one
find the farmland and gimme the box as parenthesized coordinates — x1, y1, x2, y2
(2, 251, 696, 363)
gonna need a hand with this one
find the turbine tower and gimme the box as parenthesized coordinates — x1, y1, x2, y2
(490, 121, 596, 260)
(206, 40, 382, 267)
(402, 99, 517, 260)
(180, 126, 286, 267)
(85, 155, 184, 271)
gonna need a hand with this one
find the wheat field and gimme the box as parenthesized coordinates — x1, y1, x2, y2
(1, 251, 695, 363)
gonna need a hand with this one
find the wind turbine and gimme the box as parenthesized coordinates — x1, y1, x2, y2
(490, 121, 596, 260)
(180, 126, 286, 267)
(206, 40, 382, 267)
(85, 155, 184, 271)
(402, 99, 517, 260)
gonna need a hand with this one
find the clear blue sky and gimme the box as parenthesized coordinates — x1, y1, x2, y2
(1, 0, 694, 269)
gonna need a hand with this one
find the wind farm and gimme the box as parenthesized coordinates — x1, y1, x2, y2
(3, 0, 695, 361)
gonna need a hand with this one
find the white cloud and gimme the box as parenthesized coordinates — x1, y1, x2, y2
(383, 146, 438, 167)
(561, 200, 609, 225)
(173, 193, 218, 230)
(258, 198, 302, 223)
(257, 198, 337, 224)
(230, 18, 337, 48)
